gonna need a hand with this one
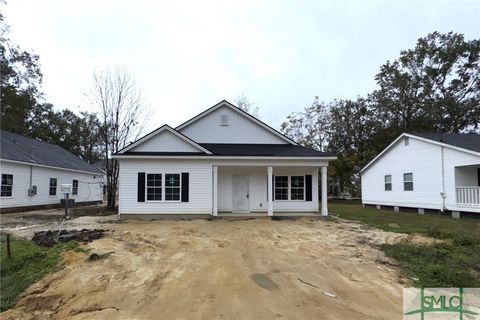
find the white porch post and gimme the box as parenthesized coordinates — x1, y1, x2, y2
(212, 165, 218, 216)
(267, 166, 273, 216)
(321, 166, 328, 216)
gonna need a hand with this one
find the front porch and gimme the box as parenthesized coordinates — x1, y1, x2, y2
(211, 165, 329, 216)
(454, 164, 480, 210)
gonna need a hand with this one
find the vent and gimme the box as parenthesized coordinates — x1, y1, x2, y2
(220, 114, 229, 126)
(404, 137, 409, 146)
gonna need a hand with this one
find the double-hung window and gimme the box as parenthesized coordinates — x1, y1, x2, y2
(146, 173, 181, 201)
(403, 173, 413, 191)
(1, 174, 13, 197)
(384, 175, 392, 191)
(72, 180, 79, 195)
(290, 176, 305, 200)
(49, 178, 57, 196)
(274, 176, 289, 200)
(165, 174, 181, 201)
(147, 174, 162, 201)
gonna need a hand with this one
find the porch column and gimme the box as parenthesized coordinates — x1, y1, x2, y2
(212, 166, 218, 216)
(267, 166, 273, 216)
(321, 166, 328, 216)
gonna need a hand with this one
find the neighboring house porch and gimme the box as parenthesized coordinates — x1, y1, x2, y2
(454, 164, 480, 211)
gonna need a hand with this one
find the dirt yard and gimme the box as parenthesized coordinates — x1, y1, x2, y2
(0, 212, 423, 320)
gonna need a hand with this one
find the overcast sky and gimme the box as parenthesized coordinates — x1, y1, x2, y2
(3, 0, 479, 132)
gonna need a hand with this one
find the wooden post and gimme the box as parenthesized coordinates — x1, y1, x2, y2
(64, 193, 69, 219)
(6, 234, 11, 259)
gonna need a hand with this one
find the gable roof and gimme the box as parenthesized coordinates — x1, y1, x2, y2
(360, 132, 480, 174)
(116, 125, 213, 154)
(409, 132, 480, 153)
(175, 100, 298, 145)
(0, 130, 102, 174)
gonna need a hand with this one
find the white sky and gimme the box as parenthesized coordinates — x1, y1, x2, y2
(3, 0, 479, 132)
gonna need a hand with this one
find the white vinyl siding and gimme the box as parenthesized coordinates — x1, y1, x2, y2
(179, 105, 288, 144)
(129, 129, 202, 153)
(0, 161, 103, 210)
(119, 160, 212, 214)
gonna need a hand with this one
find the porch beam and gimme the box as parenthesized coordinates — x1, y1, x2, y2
(212, 165, 218, 216)
(267, 166, 273, 216)
(321, 166, 328, 216)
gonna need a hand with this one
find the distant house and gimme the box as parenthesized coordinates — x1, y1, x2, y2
(361, 133, 480, 218)
(0, 130, 104, 213)
(113, 100, 336, 218)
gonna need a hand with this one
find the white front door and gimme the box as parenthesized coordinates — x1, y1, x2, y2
(233, 175, 249, 213)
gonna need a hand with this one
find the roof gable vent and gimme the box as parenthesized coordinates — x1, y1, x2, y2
(220, 114, 229, 126)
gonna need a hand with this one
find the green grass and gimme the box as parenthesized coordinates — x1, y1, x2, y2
(330, 201, 480, 287)
(0, 234, 81, 312)
(330, 201, 480, 239)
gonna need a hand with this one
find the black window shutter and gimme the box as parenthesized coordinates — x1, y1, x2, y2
(305, 175, 312, 201)
(138, 172, 145, 202)
(181, 172, 189, 202)
(272, 175, 275, 202)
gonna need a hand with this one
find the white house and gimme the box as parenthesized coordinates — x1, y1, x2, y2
(0, 130, 104, 213)
(114, 100, 336, 218)
(361, 133, 480, 218)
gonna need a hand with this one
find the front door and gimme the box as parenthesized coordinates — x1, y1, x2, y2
(233, 175, 249, 213)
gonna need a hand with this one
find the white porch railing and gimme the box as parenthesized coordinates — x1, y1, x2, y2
(456, 187, 480, 206)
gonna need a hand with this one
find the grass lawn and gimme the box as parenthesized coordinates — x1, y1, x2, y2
(330, 201, 480, 287)
(0, 234, 82, 312)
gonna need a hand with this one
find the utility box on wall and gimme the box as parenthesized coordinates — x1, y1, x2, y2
(28, 186, 37, 196)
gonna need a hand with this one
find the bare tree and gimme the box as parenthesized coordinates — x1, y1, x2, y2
(91, 67, 149, 211)
(234, 93, 259, 118)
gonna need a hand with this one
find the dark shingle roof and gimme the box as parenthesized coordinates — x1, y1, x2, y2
(122, 144, 334, 157)
(200, 144, 335, 157)
(410, 133, 480, 153)
(0, 130, 102, 174)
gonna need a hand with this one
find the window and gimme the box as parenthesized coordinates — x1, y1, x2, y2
(72, 180, 78, 195)
(165, 174, 181, 201)
(403, 173, 413, 191)
(384, 175, 392, 191)
(274, 176, 289, 200)
(147, 174, 162, 201)
(404, 137, 409, 146)
(1, 174, 13, 197)
(49, 178, 57, 196)
(290, 176, 305, 200)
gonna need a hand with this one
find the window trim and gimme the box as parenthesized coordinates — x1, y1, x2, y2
(1, 174, 13, 198)
(274, 175, 306, 201)
(49, 178, 57, 196)
(403, 172, 414, 191)
(145, 173, 182, 202)
(274, 176, 289, 201)
(384, 174, 392, 191)
(72, 179, 79, 196)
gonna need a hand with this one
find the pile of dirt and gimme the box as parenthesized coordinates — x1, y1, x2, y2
(32, 229, 107, 247)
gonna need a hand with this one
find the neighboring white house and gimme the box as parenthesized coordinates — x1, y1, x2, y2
(0, 130, 104, 213)
(114, 100, 336, 217)
(361, 133, 480, 217)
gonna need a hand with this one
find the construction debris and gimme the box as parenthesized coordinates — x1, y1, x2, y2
(32, 229, 107, 247)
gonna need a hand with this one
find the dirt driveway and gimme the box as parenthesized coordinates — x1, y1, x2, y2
(1, 215, 416, 320)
